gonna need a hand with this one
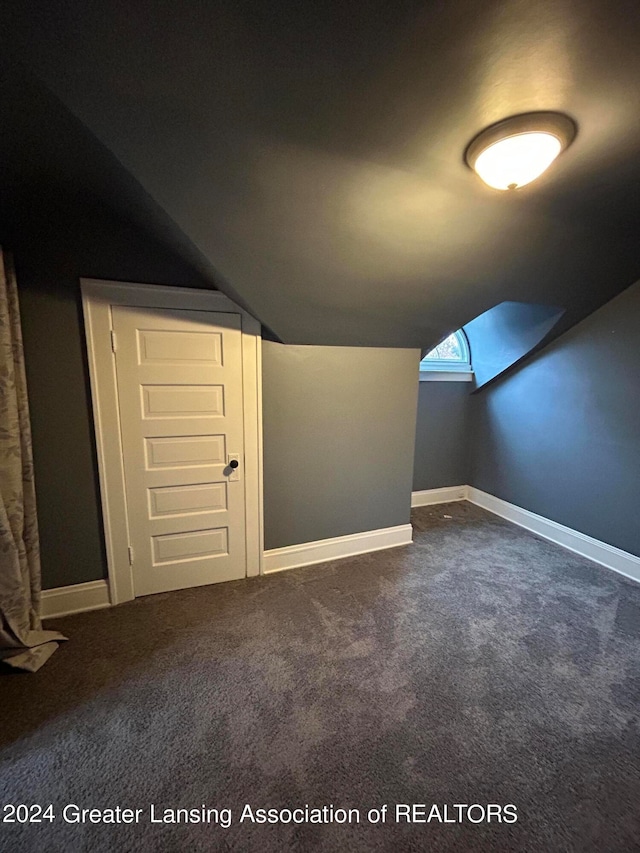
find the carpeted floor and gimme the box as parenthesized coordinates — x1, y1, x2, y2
(1, 502, 640, 852)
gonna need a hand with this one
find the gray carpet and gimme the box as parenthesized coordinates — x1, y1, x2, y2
(1, 502, 640, 852)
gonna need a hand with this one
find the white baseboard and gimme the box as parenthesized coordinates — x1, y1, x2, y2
(38, 488, 640, 612)
(263, 524, 413, 574)
(40, 524, 414, 611)
(467, 487, 640, 585)
(411, 486, 468, 507)
(41, 580, 111, 619)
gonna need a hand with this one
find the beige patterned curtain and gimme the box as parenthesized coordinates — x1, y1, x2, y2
(0, 249, 65, 672)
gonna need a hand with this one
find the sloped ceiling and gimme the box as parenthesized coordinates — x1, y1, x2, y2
(464, 301, 566, 388)
(2, 0, 640, 348)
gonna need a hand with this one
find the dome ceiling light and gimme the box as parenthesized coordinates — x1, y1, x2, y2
(464, 112, 577, 191)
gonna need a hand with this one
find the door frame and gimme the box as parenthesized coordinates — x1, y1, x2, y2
(81, 279, 264, 605)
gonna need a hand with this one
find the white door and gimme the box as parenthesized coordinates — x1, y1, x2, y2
(112, 306, 246, 596)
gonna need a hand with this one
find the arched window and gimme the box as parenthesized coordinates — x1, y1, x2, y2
(419, 329, 472, 380)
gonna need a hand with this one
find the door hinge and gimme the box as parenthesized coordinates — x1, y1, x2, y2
(128, 545, 134, 565)
(111, 330, 117, 352)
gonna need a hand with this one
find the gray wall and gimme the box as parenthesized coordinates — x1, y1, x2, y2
(20, 284, 107, 591)
(262, 343, 420, 550)
(413, 382, 470, 491)
(470, 281, 640, 558)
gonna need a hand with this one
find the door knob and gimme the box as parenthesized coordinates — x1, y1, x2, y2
(229, 459, 239, 469)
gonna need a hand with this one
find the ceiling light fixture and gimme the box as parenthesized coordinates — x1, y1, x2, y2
(464, 112, 577, 191)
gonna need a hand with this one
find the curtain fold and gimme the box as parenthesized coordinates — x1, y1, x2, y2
(0, 248, 65, 672)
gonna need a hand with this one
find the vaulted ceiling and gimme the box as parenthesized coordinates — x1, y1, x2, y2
(2, 0, 640, 348)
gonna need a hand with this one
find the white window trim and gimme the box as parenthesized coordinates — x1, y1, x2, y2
(419, 370, 473, 382)
(81, 279, 264, 605)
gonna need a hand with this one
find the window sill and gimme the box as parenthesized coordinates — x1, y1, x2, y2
(419, 371, 474, 382)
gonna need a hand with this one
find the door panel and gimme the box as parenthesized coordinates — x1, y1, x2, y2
(144, 435, 226, 468)
(141, 385, 225, 418)
(112, 306, 246, 596)
(148, 483, 227, 517)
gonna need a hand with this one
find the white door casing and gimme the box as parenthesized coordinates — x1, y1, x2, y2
(81, 280, 263, 605)
(113, 306, 246, 596)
